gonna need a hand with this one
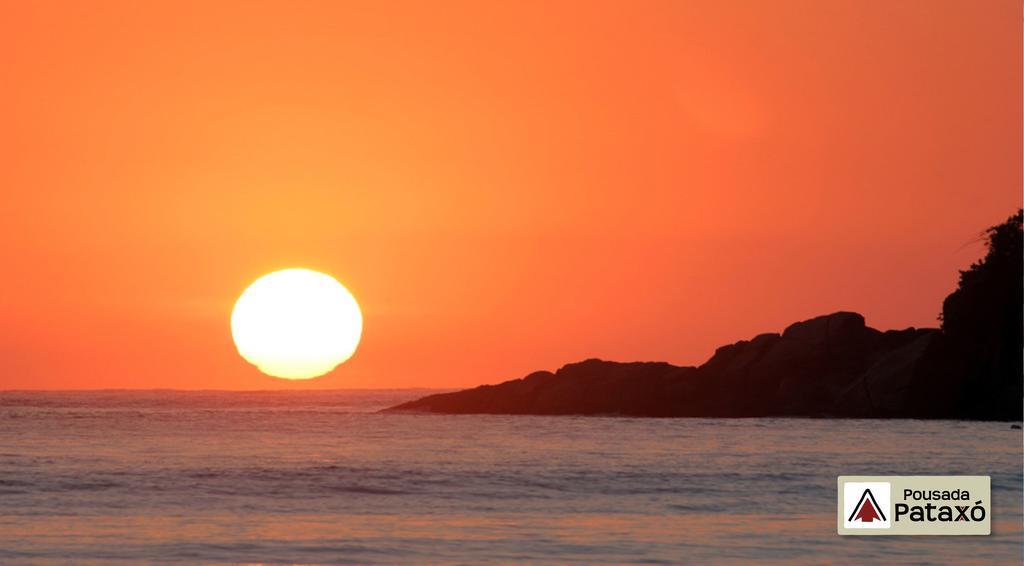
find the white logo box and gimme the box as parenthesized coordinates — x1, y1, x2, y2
(837, 476, 990, 535)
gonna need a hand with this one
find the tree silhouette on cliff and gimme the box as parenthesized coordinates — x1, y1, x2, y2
(941, 209, 1023, 335)
(389, 210, 1024, 420)
(917, 209, 1023, 420)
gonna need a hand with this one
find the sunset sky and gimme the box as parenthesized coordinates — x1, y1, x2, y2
(2, 1, 1020, 389)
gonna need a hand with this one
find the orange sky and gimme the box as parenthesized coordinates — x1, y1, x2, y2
(1, 1, 1020, 389)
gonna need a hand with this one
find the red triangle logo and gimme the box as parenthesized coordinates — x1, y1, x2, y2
(848, 488, 887, 522)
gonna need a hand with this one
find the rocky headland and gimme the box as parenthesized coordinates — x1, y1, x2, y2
(387, 211, 1023, 420)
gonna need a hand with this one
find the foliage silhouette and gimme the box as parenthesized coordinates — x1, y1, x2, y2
(390, 211, 1024, 420)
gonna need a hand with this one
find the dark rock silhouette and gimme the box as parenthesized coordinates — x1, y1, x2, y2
(387, 211, 1023, 420)
(682, 312, 939, 417)
(909, 210, 1023, 420)
(387, 313, 939, 418)
(391, 360, 697, 417)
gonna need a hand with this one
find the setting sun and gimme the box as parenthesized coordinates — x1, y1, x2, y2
(230, 269, 362, 379)
(0, 1, 1020, 563)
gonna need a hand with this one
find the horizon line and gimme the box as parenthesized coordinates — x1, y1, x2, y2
(0, 387, 455, 393)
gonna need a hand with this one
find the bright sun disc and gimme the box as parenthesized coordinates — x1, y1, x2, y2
(231, 268, 362, 379)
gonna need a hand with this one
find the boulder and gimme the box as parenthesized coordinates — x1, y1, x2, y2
(387, 312, 938, 418)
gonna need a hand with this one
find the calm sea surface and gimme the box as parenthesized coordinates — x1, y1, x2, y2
(0, 390, 1020, 564)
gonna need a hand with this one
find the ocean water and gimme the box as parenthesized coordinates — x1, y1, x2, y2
(0, 390, 1020, 564)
